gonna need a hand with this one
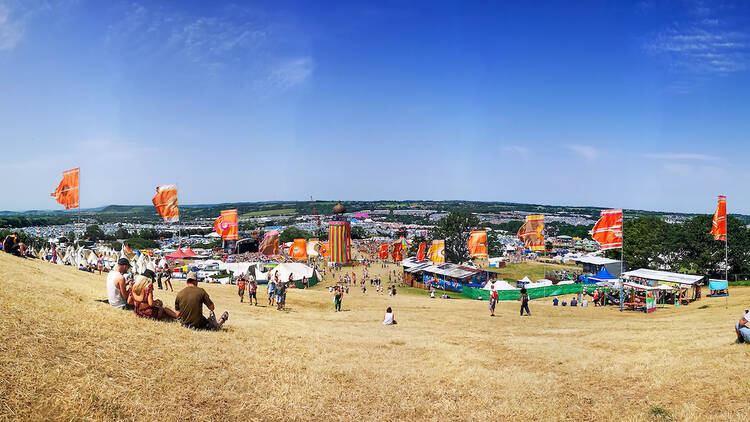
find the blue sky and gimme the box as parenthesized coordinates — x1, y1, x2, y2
(1, 0, 750, 213)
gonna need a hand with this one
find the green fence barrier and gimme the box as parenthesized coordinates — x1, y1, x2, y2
(462, 284, 611, 301)
(293, 274, 319, 289)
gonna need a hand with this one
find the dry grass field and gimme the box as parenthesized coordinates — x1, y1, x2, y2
(2, 252, 750, 421)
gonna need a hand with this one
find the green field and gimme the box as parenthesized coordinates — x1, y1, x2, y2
(240, 208, 297, 218)
(484, 261, 580, 281)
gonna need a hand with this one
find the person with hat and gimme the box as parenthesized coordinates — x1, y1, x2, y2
(174, 271, 229, 330)
(106, 258, 133, 310)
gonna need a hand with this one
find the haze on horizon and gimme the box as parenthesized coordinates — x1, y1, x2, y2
(1, 1, 749, 214)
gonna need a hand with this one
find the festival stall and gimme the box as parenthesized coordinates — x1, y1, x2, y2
(622, 269, 705, 305)
(267, 263, 320, 289)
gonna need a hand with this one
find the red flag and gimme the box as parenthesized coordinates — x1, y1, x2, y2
(592, 209, 623, 250)
(379, 243, 388, 259)
(416, 242, 426, 261)
(711, 195, 727, 241)
(50, 168, 80, 210)
(391, 243, 402, 262)
(213, 209, 238, 240)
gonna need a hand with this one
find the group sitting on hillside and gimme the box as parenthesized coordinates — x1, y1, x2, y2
(106, 258, 228, 330)
(736, 310, 750, 344)
(2, 232, 26, 257)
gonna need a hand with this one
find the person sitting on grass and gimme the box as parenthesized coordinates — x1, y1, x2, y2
(735, 310, 750, 344)
(383, 307, 397, 325)
(2, 232, 26, 256)
(128, 275, 178, 321)
(553, 296, 559, 306)
(570, 297, 578, 307)
(174, 272, 229, 331)
(106, 258, 133, 310)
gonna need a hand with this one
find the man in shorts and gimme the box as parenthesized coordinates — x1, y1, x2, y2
(489, 285, 498, 317)
(267, 276, 276, 306)
(248, 276, 258, 306)
(237, 276, 247, 303)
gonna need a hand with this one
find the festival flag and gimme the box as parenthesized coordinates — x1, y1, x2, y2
(50, 168, 80, 210)
(213, 209, 238, 240)
(711, 195, 727, 241)
(319, 241, 329, 257)
(391, 242, 403, 262)
(467, 230, 488, 258)
(517, 215, 545, 251)
(152, 184, 179, 223)
(289, 238, 307, 260)
(307, 238, 319, 258)
(259, 231, 280, 256)
(379, 243, 389, 259)
(328, 221, 351, 263)
(428, 240, 445, 263)
(416, 242, 426, 262)
(592, 209, 623, 250)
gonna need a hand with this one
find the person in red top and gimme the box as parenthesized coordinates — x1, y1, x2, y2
(489, 285, 499, 317)
(237, 277, 247, 303)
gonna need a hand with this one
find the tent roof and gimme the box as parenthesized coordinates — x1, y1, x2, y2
(622, 269, 704, 285)
(589, 267, 617, 281)
(574, 256, 621, 266)
(165, 248, 186, 259)
(519, 276, 532, 283)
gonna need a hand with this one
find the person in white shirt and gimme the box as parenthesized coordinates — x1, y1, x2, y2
(382, 307, 397, 325)
(581, 298, 588, 307)
(106, 258, 133, 310)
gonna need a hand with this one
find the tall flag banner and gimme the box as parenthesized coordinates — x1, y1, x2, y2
(517, 215, 545, 251)
(468, 230, 488, 258)
(416, 242, 426, 262)
(259, 231, 280, 256)
(592, 209, 623, 250)
(391, 242, 403, 262)
(307, 238, 320, 258)
(152, 184, 179, 223)
(711, 195, 727, 241)
(50, 168, 80, 210)
(319, 241, 329, 257)
(289, 238, 307, 260)
(379, 243, 389, 259)
(428, 240, 446, 263)
(213, 209, 239, 240)
(329, 221, 351, 263)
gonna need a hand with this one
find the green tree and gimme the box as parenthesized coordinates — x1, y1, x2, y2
(114, 228, 130, 239)
(432, 211, 481, 263)
(487, 231, 505, 257)
(279, 227, 311, 244)
(124, 237, 158, 250)
(84, 224, 106, 241)
(350, 226, 369, 240)
(408, 234, 428, 256)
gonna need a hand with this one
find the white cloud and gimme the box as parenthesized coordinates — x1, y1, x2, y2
(261, 57, 314, 92)
(0, 3, 24, 50)
(565, 144, 599, 161)
(646, 153, 719, 161)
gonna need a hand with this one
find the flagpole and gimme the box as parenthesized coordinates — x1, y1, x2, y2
(620, 209, 624, 313)
(725, 205, 729, 309)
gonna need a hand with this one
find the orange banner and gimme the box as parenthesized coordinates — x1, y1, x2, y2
(391, 243, 402, 262)
(50, 168, 79, 210)
(152, 184, 179, 223)
(711, 195, 727, 241)
(379, 243, 389, 259)
(289, 238, 307, 260)
(213, 209, 238, 240)
(416, 242, 426, 261)
(468, 230, 488, 258)
(592, 209, 623, 250)
(319, 242, 329, 257)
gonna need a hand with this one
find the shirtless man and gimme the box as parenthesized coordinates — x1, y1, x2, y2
(106, 258, 133, 310)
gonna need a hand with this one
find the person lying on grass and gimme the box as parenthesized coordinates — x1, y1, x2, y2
(174, 271, 228, 331)
(128, 275, 178, 322)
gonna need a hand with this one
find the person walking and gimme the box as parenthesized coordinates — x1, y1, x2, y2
(489, 286, 498, 317)
(237, 277, 247, 303)
(520, 288, 530, 316)
(248, 276, 258, 306)
(334, 287, 343, 312)
(268, 276, 277, 306)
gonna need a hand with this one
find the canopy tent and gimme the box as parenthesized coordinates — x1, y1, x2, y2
(587, 267, 617, 283)
(267, 263, 321, 288)
(182, 247, 198, 258)
(518, 276, 532, 283)
(622, 269, 705, 286)
(483, 280, 518, 291)
(165, 248, 187, 259)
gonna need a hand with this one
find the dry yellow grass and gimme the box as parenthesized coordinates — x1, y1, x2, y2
(1, 252, 750, 421)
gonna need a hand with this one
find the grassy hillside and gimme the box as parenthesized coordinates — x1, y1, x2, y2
(1, 253, 749, 421)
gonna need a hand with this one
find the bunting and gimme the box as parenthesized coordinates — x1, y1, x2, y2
(428, 240, 445, 263)
(467, 230, 488, 258)
(152, 184, 179, 223)
(711, 195, 727, 242)
(592, 209, 623, 250)
(50, 168, 80, 210)
(517, 215, 545, 251)
(213, 209, 238, 240)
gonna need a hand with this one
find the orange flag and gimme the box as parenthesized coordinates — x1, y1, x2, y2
(319, 242, 329, 257)
(592, 209, 623, 250)
(391, 243, 403, 262)
(289, 238, 307, 260)
(416, 242, 426, 261)
(711, 195, 727, 241)
(213, 209, 238, 240)
(152, 184, 179, 223)
(379, 243, 389, 259)
(467, 230, 488, 258)
(50, 168, 79, 210)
